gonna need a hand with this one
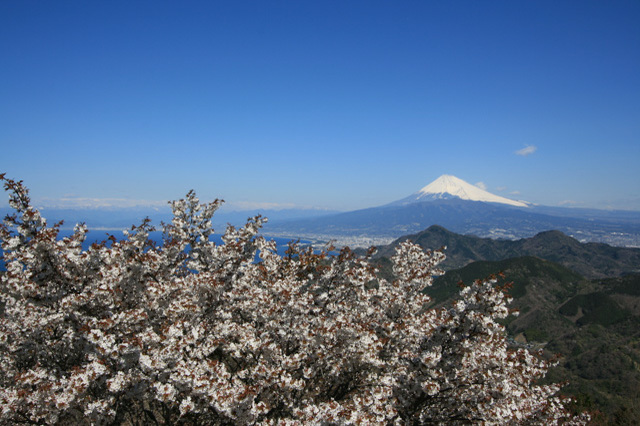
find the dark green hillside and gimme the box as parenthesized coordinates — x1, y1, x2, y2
(598, 274, 640, 316)
(432, 256, 582, 300)
(544, 316, 640, 424)
(375, 225, 516, 270)
(559, 292, 630, 326)
(375, 225, 640, 279)
(605, 273, 640, 296)
(428, 258, 640, 423)
(519, 230, 640, 279)
(431, 256, 585, 342)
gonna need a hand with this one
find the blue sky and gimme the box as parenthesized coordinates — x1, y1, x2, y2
(1, 0, 639, 211)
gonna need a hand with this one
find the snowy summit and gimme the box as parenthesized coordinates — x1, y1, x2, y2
(395, 175, 529, 207)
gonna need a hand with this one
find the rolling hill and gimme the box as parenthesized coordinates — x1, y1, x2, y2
(374, 225, 640, 279)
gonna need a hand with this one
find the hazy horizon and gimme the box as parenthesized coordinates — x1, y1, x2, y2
(1, 1, 639, 211)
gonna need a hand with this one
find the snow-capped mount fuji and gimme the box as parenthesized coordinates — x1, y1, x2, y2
(264, 174, 640, 247)
(392, 175, 529, 208)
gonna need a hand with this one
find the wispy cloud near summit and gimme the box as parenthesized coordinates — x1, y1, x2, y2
(515, 145, 538, 156)
(474, 182, 487, 190)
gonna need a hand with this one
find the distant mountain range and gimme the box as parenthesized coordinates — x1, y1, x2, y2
(264, 175, 640, 247)
(3, 174, 639, 247)
(0, 206, 340, 232)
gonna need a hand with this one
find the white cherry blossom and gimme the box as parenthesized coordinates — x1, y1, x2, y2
(0, 175, 588, 425)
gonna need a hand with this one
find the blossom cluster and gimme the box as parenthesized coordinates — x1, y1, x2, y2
(0, 175, 588, 424)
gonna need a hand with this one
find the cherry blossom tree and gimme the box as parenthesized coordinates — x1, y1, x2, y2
(0, 175, 588, 425)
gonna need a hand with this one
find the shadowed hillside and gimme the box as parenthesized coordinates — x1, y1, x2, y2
(419, 255, 640, 424)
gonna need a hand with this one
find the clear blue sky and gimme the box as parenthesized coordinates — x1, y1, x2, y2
(1, 1, 639, 211)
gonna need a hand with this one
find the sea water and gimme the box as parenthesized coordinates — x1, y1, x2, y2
(0, 229, 312, 272)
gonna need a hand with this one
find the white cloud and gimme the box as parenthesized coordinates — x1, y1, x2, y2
(474, 181, 487, 191)
(37, 196, 167, 210)
(496, 186, 507, 192)
(33, 196, 330, 212)
(515, 145, 537, 156)
(510, 190, 521, 195)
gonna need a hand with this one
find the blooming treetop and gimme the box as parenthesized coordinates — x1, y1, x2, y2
(0, 175, 588, 425)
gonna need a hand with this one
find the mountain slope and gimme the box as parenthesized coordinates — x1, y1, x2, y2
(374, 225, 640, 279)
(423, 256, 640, 423)
(264, 175, 640, 247)
(265, 198, 640, 243)
(430, 256, 586, 335)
